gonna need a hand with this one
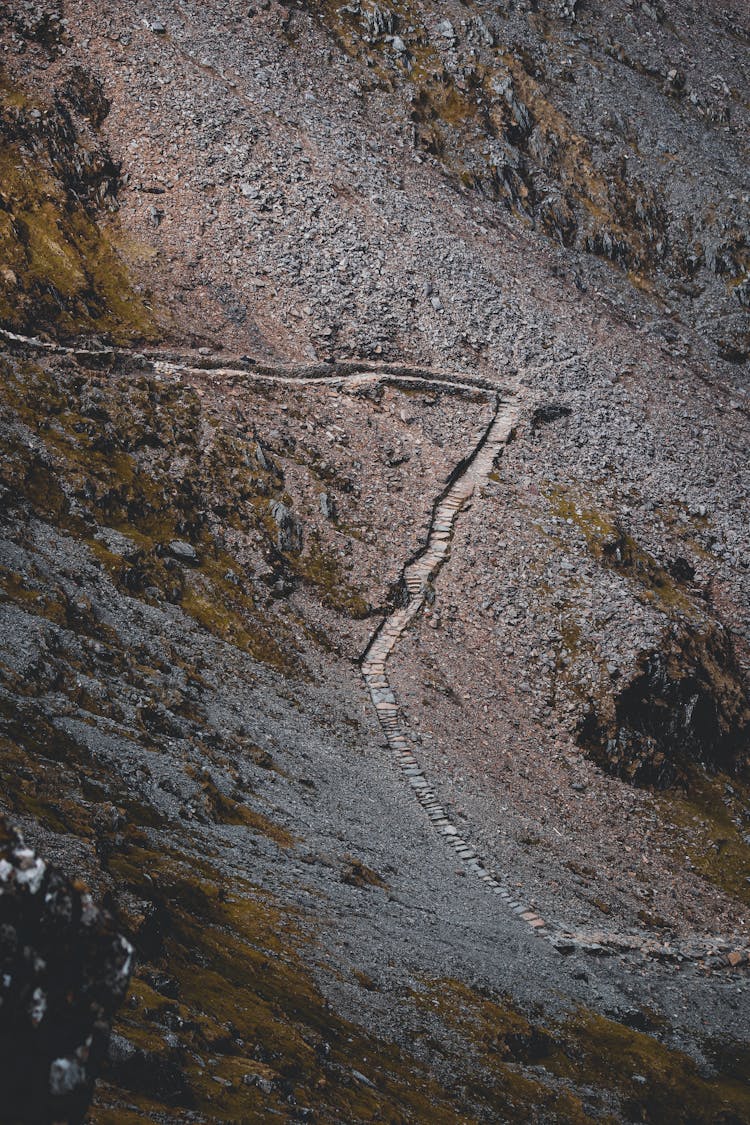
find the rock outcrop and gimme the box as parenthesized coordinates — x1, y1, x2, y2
(578, 624, 750, 787)
(0, 818, 133, 1124)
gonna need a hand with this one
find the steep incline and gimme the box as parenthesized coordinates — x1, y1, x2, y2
(1, 2, 749, 1120)
(6, 327, 747, 969)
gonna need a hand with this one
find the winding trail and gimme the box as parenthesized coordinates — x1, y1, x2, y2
(357, 391, 748, 969)
(2, 328, 747, 970)
(361, 398, 557, 939)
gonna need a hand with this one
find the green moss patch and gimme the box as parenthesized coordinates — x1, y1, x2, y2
(552, 1009, 750, 1125)
(0, 355, 301, 673)
(287, 532, 370, 619)
(655, 771, 750, 907)
(98, 849, 484, 1123)
(412, 977, 750, 1124)
(0, 69, 159, 343)
(191, 768, 296, 848)
(546, 486, 697, 618)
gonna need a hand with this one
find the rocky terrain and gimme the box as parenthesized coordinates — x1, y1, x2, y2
(0, 0, 749, 1121)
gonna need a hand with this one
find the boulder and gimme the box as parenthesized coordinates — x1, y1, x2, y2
(319, 492, 336, 520)
(167, 540, 199, 564)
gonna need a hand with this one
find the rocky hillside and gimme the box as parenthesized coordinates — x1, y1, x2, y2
(0, 1, 748, 1122)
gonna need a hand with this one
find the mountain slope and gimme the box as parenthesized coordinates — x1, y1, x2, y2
(0, 2, 748, 1122)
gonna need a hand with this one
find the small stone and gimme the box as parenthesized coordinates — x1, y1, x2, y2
(49, 1058, 87, 1096)
(552, 938, 577, 953)
(269, 500, 303, 553)
(319, 492, 336, 520)
(168, 540, 198, 564)
(243, 1073, 274, 1094)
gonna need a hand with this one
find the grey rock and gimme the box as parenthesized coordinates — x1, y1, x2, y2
(94, 526, 140, 560)
(243, 1073, 275, 1094)
(319, 491, 336, 520)
(49, 1059, 87, 1097)
(168, 540, 199, 564)
(269, 501, 303, 553)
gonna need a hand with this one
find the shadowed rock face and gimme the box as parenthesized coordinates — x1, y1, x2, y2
(578, 625, 750, 787)
(0, 818, 133, 1124)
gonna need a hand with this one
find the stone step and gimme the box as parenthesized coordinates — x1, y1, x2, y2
(355, 397, 585, 952)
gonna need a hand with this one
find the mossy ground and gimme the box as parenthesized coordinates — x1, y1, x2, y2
(308, 0, 669, 281)
(655, 771, 750, 908)
(94, 830, 750, 1123)
(408, 976, 750, 1125)
(286, 532, 370, 619)
(190, 766, 295, 848)
(0, 68, 160, 344)
(545, 485, 698, 619)
(93, 841, 503, 1123)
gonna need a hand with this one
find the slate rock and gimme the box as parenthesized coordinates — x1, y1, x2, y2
(269, 500, 303, 553)
(319, 491, 336, 520)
